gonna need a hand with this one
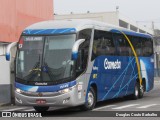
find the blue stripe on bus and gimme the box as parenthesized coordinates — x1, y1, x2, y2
(22, 28, 76, 35)
(15, 80, 76, 92)
(110, 29, 152, 38)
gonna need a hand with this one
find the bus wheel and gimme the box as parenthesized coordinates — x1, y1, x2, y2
(131, 82, 139, 100)
(139, 83, 144, 98)
(33, 106, 49, 112)
(81, 87, 96, 111)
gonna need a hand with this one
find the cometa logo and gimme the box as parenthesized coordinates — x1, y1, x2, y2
(104, 58, 121, 69)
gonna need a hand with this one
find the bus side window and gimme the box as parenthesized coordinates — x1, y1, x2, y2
(91, 30, 115, 60)
(127, 36, 133, 56)
(113, 34, 129, 56)
(76, 29, 92, 77)
(142, 38, 153, 56)
(131, 37, 143, 56)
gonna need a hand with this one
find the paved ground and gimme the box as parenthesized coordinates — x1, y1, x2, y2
(0, 80, 160, 119)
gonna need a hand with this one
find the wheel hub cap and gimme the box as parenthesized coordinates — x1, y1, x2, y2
(88, 92, 94, 107)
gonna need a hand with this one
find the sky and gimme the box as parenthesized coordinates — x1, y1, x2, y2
(54, 0, 160, 29)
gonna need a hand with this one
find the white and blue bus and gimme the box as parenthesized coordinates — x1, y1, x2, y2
(6, 19, 154, 112)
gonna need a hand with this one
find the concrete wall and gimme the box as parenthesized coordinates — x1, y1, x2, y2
(0, 44, 11, 104)
(55, 12, 119, 26)
(54, 12, 154, 35)
(118, 13, 153, 34)
(0, 43, 16, 104)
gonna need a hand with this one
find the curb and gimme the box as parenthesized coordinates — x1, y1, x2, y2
(0, 103, 12, 107)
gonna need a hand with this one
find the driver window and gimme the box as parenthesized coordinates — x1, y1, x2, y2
(76, 29, 92, 77)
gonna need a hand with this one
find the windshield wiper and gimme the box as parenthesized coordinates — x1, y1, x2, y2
(23, 55, 41, 81)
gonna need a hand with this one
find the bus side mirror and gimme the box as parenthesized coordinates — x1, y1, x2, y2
(6, 42, 17, 61)
(72, 39, 85, 60)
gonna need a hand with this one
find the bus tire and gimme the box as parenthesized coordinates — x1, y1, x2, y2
(81, 87, 96, 111)
(139, 83, 144, 98)
(131, 82, 139, 100)
(33, 106, 49, 112)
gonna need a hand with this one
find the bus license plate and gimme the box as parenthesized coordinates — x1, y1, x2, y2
(36, 99, 46, 104)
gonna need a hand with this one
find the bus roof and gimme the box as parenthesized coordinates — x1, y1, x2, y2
(22, 19, 152, 38)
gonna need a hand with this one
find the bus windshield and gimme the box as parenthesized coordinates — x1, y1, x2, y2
(16, 34, 76, 84)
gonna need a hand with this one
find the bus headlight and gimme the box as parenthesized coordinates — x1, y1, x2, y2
(59, 88, 70, 94)
(58, 86, 75, 94)
(15, 88, 23, 94)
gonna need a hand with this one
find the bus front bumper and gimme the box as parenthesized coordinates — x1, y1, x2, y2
(15, 87, 83, 107)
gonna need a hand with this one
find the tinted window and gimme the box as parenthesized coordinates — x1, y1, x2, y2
(113, 34, 130, 56)
(76, 29, 92, 76)
(92, 30, 115, 60)
(130, 37, 143, 56)
(142, 38, 153, 56)
(130, 37, 153, 57)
